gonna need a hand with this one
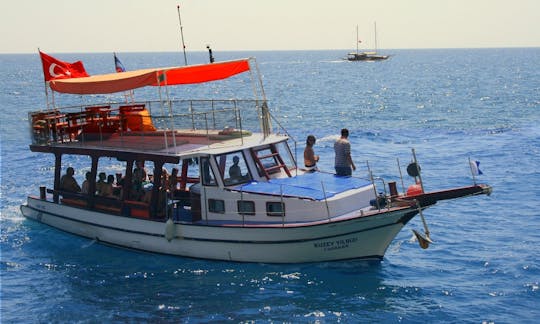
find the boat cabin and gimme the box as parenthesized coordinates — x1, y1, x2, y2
(29, 95, 312, 221)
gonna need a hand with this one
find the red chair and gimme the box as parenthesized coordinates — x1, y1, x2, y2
(64, 112, 87, 141)
(85, 105, 111, 121)
(119, 104, 146, 113)
(81, 105, 122, 137)
(119, 104, 155, 131)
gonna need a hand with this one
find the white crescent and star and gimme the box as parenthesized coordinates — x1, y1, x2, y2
(48, 63, 71, 78)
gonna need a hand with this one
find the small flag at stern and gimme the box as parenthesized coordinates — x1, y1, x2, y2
(469, 160, 483, 175)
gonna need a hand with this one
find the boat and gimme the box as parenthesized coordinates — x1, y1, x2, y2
(347, 23, 390, 61)
(20, 56, 491, 263)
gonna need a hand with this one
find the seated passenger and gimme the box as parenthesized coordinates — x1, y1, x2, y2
(102, 174, 115, 197)
(95, 172, 108, 196)
(132, 161, 147, 200)
(160, 168, 169, 191)
(133, 161, 147, 183)
(115, 173, 123, 186)
(81, 172, 92, 194)
(229, 156, 242, 181)
(60, 167, 82, 193)
(169, 167, 179, 193)
(158, 169, 170, 212)
(113, 173, 123, 197)
(142, 183, 153, 203)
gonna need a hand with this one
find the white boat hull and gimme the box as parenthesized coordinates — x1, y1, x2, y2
(21, 196, 418, 263)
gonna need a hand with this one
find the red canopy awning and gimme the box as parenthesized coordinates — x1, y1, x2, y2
(49, 59, 251, 94)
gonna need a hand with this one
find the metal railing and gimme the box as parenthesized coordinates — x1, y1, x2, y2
(29, 99, 269, 151)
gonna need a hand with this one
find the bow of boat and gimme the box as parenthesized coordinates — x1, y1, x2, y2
(398, 183, 492, 207)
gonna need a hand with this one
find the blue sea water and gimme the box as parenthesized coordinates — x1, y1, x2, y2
(1, 48, 540, 323)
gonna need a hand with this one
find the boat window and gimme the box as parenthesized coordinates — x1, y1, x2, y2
(174, 158, 198, 191)
(200, 157, 217, 186)
(183, 158, 199, 179)
(266, 202, 285, 217)
(275, 141, 296, 170)
(216, 151, 252, 186)
(237, 200, 255, 216)
(208, 199, 225, 213)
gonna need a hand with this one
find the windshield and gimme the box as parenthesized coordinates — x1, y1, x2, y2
(215, 151, 252, 186)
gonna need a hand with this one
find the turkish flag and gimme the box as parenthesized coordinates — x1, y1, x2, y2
(39, 51, 89, 81)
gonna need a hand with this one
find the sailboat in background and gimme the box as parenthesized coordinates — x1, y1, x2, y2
(347, 22, 389, 61)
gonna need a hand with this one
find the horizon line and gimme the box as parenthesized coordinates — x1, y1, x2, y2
(1, 46, 539, 55)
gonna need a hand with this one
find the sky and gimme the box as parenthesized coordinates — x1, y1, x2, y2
(1, 0, 539, 54)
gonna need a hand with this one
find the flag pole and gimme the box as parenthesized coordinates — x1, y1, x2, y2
(176, 4, 188, 66)
(114, 52, 134, 103)
(38, 48, 50, 110)
(42, 80, 51, 111)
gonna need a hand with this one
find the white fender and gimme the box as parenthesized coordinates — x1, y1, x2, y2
(165, 218, 175, 242)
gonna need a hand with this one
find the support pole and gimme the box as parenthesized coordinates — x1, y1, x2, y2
(53, 153, 62, 203)
(321, 181, 331, 220)
(411, 148, 424, 192)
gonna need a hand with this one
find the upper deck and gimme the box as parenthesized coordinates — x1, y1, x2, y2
(29, 98, 286, 159)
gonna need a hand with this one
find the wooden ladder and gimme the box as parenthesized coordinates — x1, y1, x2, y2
(252, 145, 291, 179)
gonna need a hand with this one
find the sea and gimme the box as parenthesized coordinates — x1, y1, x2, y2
(1, 48, 539, 323)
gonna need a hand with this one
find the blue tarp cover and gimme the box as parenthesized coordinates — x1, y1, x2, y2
(232, 172, 371, 200)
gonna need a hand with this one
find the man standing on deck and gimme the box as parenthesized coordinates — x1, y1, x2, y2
(334, 128, 356, 176)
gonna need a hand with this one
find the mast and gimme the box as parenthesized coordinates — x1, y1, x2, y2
(374, 22, 378, 54)
(356, 25, 359, 54)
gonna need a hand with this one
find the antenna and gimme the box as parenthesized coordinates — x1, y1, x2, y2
(176, 5, 188, 65)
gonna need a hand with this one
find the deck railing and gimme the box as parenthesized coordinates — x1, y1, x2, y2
(29, 99, 268, 150)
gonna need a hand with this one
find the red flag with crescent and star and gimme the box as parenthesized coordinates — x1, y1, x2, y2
(39, 51, 89, 81)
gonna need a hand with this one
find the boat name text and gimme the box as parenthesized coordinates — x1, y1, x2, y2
(314, 237, 358, 251)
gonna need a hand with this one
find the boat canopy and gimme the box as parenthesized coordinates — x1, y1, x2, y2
(49, 59, 251, 95)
